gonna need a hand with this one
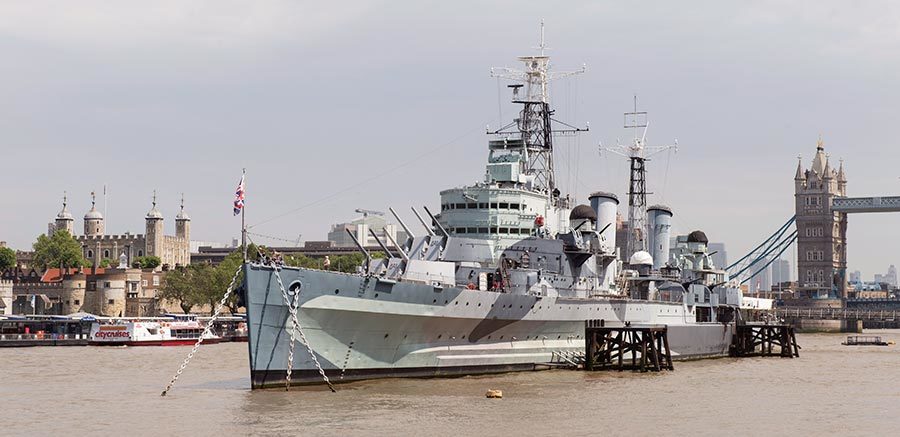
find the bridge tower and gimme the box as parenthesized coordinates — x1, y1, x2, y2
(794, 139, 848, 299)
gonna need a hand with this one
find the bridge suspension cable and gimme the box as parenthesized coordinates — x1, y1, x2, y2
(726, 215, 797, 284)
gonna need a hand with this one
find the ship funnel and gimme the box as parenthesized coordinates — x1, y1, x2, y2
(589, 192, 619, 250)
(647, 205, 673, 270)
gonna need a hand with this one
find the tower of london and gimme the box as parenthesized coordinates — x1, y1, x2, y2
(51, 192, 191, 269)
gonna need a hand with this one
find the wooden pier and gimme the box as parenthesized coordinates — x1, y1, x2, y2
(584, 321, 673, 372)
(730, 324, 800, 358)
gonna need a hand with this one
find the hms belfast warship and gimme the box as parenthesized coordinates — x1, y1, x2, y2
(242, 34, 741, 388)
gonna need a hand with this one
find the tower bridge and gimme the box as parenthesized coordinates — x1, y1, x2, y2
(793, 139, 900, 300)
(832, 196, 900, 214)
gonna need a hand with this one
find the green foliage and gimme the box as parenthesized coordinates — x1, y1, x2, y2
(0, 246, 15, 271)
(160, 265, 203, 314)
(161, 247, 250, 314)
(133, 255, 161, 269)
(99, 259, 112, 268)
(32, 230, 85, 270)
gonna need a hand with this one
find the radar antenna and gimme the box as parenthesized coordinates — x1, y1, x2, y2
(600, 95, 678, 261)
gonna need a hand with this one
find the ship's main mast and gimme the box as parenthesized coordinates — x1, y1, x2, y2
(490, 22, 586, 198)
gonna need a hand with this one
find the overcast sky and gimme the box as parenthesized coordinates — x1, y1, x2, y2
(2, 1, 900, 279)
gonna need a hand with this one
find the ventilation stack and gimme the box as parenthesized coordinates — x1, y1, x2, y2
(589, 192, 619, 252)
(647, 205, 673, 270)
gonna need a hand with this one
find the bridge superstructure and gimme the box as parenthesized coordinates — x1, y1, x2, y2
(793, 139, 900, 300)
(832, 196, 900, 214)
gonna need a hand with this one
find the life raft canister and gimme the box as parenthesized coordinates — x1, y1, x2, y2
(534, 215, 545, 227)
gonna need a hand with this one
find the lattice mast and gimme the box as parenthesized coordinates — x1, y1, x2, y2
(601, 96, 677, 261)
(490, 21, 586, 197)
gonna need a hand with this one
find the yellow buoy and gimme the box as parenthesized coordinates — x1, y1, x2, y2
(485, 389, 503, 399)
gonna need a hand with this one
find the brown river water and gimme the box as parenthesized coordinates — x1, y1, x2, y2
(2, 331, 899, 436)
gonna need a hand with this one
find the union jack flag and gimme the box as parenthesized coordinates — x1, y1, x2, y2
(233, 173, 245, 216)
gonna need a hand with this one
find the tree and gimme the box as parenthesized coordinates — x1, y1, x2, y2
(159, 265, 204, 314)
(32, 230, 85, 270)
(0, 246, 15, 271)
(133, 256, 161, 270)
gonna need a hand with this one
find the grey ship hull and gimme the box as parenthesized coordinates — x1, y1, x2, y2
(245, 264, 735, 388)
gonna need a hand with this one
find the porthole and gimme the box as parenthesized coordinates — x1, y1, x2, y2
(334, 289, 340, 294)
(433, 299, 437, 303)
(438, 335, 442, 339)
(477, 303, 482, 307)
(487, 335, 492, 339)
(384, 333, 389, 338)
(374, 293, 379, 298)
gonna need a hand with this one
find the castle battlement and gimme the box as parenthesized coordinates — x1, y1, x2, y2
(50, 191, 191, 268)
(78, 234, 145, 241)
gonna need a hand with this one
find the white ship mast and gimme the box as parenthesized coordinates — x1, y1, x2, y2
(601, 96, 677, 261)
(489, 21, 586, 196)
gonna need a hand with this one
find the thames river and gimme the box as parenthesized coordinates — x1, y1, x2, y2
(3, 331, 899, 436)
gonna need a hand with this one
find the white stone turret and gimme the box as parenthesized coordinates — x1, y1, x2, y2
(145, 191, 164, 259)
(83, 191, 104, 237)
(175, 194, 190, 241)
(54, 192, 75, 235)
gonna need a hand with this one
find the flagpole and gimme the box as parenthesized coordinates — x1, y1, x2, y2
(241, 168, 248, 261)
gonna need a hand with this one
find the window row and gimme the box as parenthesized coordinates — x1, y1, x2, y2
(806, 250, 825, 261)
(442, 202, 523, 211)
(805, 269, 825, 283)
(804, 227, 824, 237)
(452, 227, 535, 236)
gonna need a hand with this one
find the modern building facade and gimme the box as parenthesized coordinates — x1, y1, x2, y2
(326, 213, 406, 249)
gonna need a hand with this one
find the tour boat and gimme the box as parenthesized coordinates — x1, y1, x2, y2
(89, 319, 220, 346)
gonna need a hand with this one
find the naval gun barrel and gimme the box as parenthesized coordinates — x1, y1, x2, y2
(345, 228, 372, 274)
(389, 207, 415, 242)
(422, 206, 449, 238)
(410, 207, 435, 237)
(383, 228, 410, 262)
(369, 229, 395, 259)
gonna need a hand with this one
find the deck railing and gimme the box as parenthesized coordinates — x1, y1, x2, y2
(774, 307, 899, 321)
(0, 333, 89, 341)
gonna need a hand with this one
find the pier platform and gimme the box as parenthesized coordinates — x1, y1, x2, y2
(730, 323, 799, 358)
(583, 321, 673, 372)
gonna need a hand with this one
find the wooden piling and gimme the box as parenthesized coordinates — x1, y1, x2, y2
(584, 321, 673, 372)
(730, 324, 800, 358)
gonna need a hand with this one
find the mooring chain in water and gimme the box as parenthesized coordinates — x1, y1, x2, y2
(270, 264, 336, 392)
(284, 280, 299, 390)
(161, 263, 243, 397)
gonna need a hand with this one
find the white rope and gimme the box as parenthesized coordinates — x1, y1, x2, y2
(161, 264, 243, 396)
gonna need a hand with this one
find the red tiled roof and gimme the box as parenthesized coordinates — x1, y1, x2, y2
(41, 267, 106, 282)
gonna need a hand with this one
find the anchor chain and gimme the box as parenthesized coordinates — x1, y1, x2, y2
(246, 239, 336, 392)
(270, 264, 336, 392)
(161, 263, 243, 396)
(285, 280, 299, 390)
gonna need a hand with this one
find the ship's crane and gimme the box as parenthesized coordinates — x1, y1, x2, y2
(355, 208, 385, 218)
